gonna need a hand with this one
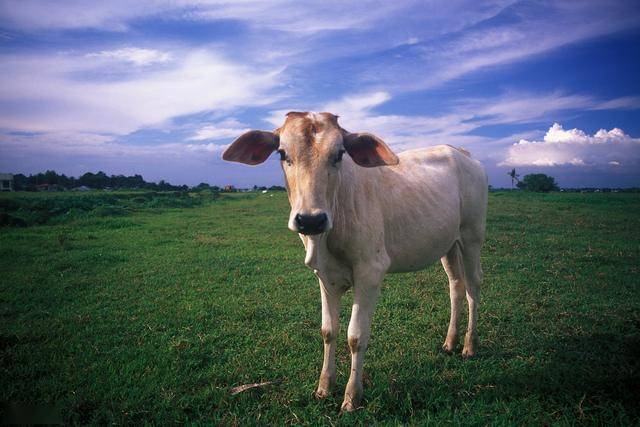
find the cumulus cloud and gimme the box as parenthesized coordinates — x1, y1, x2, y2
(501, 123, 640, 167)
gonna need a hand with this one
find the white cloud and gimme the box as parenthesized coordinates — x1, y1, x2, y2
(324, 91, 391, 118)
(186, 1, 403, 34)
(86, 47, 171, 66)
(0, 49, 284, 134)
(593, 96, 640, 110)
(501, 123, 640, 167)
(188, 118, 250, 141)
(355, 2, 640, 93)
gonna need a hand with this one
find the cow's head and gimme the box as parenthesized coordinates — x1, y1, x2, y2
(223, 112, 398, 235)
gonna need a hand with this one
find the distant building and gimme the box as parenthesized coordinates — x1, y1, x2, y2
(0, 173, 13, 191)
(223, 184, 236, 192)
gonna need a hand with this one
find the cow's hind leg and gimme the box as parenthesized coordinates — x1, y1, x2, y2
(440, 241, 466, 353)
(461, 241, 483, 358)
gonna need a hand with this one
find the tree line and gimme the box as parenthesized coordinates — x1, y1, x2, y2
(11, 170, 288, 192)
(11, 170, 191, 191)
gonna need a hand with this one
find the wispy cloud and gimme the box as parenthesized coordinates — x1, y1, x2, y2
(353, 1, 640, 92)
(0, 49, 284, 134)
(188, 118, 250, 141)
(86, 47, 171, 66)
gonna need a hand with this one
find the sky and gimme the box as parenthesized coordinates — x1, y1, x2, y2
(0, 0, 639, 188)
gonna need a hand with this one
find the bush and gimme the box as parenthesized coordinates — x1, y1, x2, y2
(517, 174, 560, 192)
(0, 191, 216, 227)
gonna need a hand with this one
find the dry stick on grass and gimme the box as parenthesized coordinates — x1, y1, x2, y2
(230, 379, 284, 395)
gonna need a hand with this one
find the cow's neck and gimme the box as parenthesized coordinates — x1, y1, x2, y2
(330, 158, 361, 238)
(304, 159, 360, 271)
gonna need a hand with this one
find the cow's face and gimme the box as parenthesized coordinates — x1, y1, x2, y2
(223, 112, 398, 235)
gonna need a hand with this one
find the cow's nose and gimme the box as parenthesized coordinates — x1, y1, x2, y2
(295, 213, 328, 235)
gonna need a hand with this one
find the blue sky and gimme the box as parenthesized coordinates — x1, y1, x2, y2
(0, 0, 639, 188)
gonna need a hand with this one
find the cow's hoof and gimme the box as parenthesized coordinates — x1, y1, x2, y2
(462, 348, 477, 359)
(440, 344, 454, 354)
(340, 400, 356, 413)
(315, 375, 334, 399)
(462, 333, 478, 358)
(315, 388, 330, 399)
(340, 390, 361, 413)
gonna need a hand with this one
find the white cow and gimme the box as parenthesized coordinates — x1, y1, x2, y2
(223, 112, 487, 412)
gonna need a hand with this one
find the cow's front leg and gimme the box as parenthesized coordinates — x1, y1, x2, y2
(341, 267, 384, 412)
(316, 278, 344, 399)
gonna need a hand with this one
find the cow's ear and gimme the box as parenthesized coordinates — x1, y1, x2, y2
(223, 130, 279, 165)
(343, 132, 399, 167)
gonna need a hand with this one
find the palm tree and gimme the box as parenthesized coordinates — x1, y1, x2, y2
(507, 168, 520, 189)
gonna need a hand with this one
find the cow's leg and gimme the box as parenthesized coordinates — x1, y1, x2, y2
(440, 242, 466, 353)
(461, 242, 483, 358)
(341, 267, 384, 412)
(316, 279, 344, 398)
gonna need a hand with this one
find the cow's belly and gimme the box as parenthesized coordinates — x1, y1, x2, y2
(381, 190, 460, 273)
(385, 225, 458, 273)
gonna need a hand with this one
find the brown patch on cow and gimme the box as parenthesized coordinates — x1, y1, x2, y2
(319, 112, 339, 125)
(285, 111, 308, 119)
(280, 112, 340, 154)
(282, 112, 315, 146)
(348, 335, 361, 352)
(321, 327, 336, 343)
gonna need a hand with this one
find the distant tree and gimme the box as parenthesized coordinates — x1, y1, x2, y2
(156, 180, 172, 191)
(13, 174, 28, 191)
(517, 173, 559, 192)
(507, 168, 520, 189)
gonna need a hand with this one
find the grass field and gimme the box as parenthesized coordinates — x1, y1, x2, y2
(1, 191, 639, 425)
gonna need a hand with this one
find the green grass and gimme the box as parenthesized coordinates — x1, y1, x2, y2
(1, 191, 639, 425)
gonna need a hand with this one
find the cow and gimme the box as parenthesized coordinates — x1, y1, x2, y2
(223, 111, 487, 412)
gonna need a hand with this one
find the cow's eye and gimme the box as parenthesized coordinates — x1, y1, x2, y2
(332, 149, 345, 166)
(278, 149, 291, 165)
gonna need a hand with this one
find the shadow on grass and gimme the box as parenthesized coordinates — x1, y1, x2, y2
(378, 328, 640, 422)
